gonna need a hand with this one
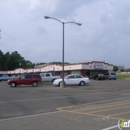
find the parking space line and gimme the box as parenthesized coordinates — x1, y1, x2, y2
(59, 109, 121, 120)
(107, 110, 130, 117)
(85, 105, 130, 114)
(72, 99, 130, 112)
(57, 97, 130, 120)
(57, 97, 130, 110)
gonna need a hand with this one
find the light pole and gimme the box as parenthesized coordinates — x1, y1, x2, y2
(44, 16, 81, 88)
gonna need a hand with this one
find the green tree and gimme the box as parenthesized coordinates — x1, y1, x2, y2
(120, 69, 124, 72)
(9, 51, 24, 70)
(24, 60, 35, 68)
(36, 62, 46, 65)
(0, 50, 4, 70)
(3, 52, 10, 70)
(113, 66, 119, 72)
(0, 50, 35, 70)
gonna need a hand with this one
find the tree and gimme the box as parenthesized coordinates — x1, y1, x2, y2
(0, 50, 34, 70)
(0, 50, 3, 70)
(120, 69, 124, 72)
(113, 66, 118, 72)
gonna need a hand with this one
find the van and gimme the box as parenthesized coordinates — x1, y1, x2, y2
(104, 72, 116, 80)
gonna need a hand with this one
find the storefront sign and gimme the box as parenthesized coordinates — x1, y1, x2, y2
(48, 68, 54, 71)
(94, 65, 103, 69)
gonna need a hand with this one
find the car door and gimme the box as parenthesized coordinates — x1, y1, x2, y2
(45, 73, 51, 82)
(65, 75, 74, 85)
(25, 75, 32, 84)
(40, 73, 45, 81)
(66, 75, 79, 85)
(18, 75, 32, 85)
(72, 75, 81, 84)
(75, 75, 83, 84)
(18, 75, 26, 85)
(2, 75, 6, 81)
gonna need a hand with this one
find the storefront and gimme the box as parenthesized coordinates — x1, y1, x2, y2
(5, 61, 113, 77)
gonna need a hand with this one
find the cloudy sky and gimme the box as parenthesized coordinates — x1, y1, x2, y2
(0, 0, 130, 68)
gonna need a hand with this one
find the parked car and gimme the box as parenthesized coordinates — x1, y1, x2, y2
(104, 72, 116, 80)
(7, 74, 42, 87)
(40, 73, 60, 82)
(0, 74, 14, 82)
(93, 74, 105, 80)
(53, 74, 90, 86)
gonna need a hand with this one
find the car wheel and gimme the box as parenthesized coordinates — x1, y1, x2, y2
(10, 82, 16, 87)
(80, 81, 85, 86)
(32, 82, 38, 87)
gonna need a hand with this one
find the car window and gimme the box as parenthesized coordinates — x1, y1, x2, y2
(111, 73, 116, 75)
(33, 75, 40, 78)
(74, 75, 82, 78)
(46, 74, 50, 77)
(25, 75, 32, 79)
(73, 75, 77, 78)
(79, 75, 83, 78)
(40, 74, 45, 77)
(20, 75, 25, 79)
(68, 76, 74, 79)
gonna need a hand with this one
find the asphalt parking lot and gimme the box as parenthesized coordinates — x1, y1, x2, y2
(0, 79, 130, 130)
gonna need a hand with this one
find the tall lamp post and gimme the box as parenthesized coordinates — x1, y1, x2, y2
(44, 16, 81, 88)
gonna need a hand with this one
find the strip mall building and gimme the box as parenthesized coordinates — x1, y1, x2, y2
(6, 61, 113, 77)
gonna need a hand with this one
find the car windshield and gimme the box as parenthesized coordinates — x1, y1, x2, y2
(111, 73, 116, 75)
(52, 73, 55, 76)
(64, 76, 69, 79)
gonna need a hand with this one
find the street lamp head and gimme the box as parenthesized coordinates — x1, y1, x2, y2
(77, 23, 82, 26)
(44, 16, 50, 19)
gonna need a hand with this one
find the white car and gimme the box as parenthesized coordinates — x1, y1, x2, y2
(53, 74, 90, 86)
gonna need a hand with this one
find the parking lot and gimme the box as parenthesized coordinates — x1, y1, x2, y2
(0, 79, 130, 130)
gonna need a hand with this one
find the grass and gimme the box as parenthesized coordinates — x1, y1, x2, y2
(117, 74, 130, 79)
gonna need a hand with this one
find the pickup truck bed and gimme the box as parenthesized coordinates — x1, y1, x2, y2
(40, 73, 60, 82)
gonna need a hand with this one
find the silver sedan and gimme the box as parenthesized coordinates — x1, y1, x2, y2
(53, 74, 90, 86)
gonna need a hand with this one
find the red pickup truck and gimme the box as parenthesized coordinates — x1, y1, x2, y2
(7, 74, 42, 87)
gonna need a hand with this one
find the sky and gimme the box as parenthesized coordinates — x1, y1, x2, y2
(0, 0, 130, 68)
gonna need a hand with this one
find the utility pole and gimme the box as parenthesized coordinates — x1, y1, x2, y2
(0, 29, 1, 70)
